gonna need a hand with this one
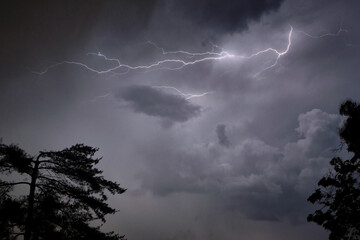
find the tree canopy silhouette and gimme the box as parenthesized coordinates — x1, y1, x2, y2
(307, 100, 360, 240)
(0, 143, 126, 240)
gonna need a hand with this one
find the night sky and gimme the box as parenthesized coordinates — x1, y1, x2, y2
(1, 0, 360, 239)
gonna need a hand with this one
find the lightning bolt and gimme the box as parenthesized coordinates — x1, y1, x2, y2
(146, 41, 227, 58)
(33, 25, 299, 79)
(31, 26, 291, 80)
(296, 27, 348, 39)
(33, 49, 235, 75)
(250, 25, 293, 75)
(295, 26, 355, 49)
(153, 86, 213, 100)
(33, 25, 348, 86)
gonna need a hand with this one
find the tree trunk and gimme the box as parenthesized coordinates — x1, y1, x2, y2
(24, 157, 40, 240)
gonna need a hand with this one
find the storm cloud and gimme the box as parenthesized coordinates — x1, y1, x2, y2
(137, 108, 343, 222)
(2, 0, 360, 239)
(167, 0, 284, 34)
(115, 85, 201, 123)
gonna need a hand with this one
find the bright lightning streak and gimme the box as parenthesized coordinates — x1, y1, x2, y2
(250, 25, 293, 75)
(145, 26, 292, 75)
(34, 25, 348, 78)
(33, 50, 235, 75)
(146, 41, 228, 58)
(153, 86, 213, 100)
(296, 27, 348, 39)
(34, 26, 294, 76)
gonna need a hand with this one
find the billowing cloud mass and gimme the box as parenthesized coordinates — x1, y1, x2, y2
(137, 109, 342, 222)
(115, 85, 201, 124)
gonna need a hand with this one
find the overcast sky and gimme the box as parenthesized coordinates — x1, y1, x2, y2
(1, 0, 360, 239)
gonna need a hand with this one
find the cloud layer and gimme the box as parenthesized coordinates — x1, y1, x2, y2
(167, 0, 284, 34)
(115, 85, 201, 124)
(137, 109, 342, 222)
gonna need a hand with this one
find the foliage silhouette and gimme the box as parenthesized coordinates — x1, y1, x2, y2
(0, 143, 126, 240)
(307, 100, 360, 240)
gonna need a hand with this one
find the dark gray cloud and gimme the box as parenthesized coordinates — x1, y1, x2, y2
(137, 109, 343, 222)
(167, 0, 284, 34)
(115, 85, 201, 123)
(216, 124, 230, 147)
(0, 0, 158, 78)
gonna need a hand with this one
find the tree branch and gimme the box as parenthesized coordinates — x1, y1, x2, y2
(0, 181, 31, 187)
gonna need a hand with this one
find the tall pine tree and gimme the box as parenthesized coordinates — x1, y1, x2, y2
(0, 144, 126, 240)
